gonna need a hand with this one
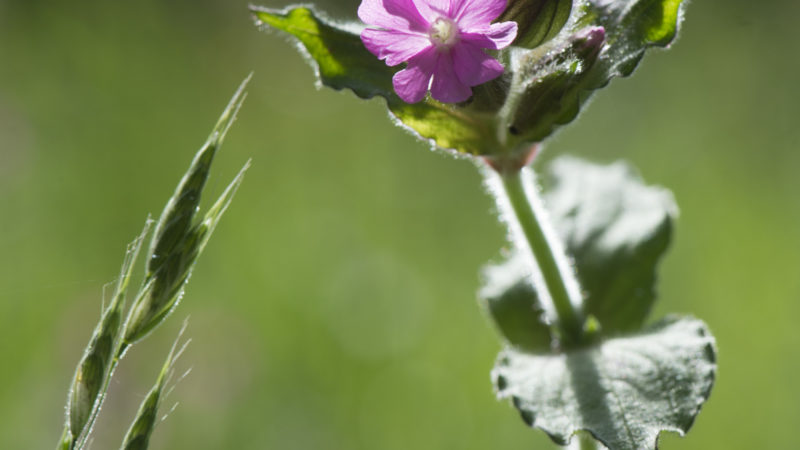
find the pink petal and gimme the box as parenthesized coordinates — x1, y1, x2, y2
(462, 21, 518, 49)
(361, 28, 432, 66)
(358, 0, 429, 33)
(453, 0, 508, 30)
(451, 42, 504, 86)
(430, 51, 472, 103)
(392, 47, 439, 103)
(411, 0, 453, 22)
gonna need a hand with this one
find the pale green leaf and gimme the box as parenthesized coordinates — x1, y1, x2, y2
(543, 156, 676, 334)
(480, 253, 553, 353)
(493, 316, 716, 449)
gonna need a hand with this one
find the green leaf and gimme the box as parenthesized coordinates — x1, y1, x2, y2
(507, 26, 605, 145)
(480, 253, 553, 353)
(499, 0, 573, 49)
(580, 0, 686, 79)
(250, 6, 503, 156)
(505, 0, 686, 146)
(493, 316, 716, 449)
(543, 156, 676, 334)
(251, 6, 394, 99)
(251, 0, 686, 156)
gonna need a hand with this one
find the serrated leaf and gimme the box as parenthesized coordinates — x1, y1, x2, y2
(251, 6, 394, 99)
(251, 6, 503, 156)
(543, 156, 676, 334)
(480, 253, 553, 353)
(493, 316, 716, 450)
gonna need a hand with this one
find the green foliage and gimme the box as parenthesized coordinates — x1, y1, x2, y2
(251, 0, 686, 160)
(120, 328, 187, 450)
(579, 0, 685, 73)
(507, 0, 686, 147)
(493, 316, 716, 449)
(544, 157, 676, 334)
(58, 80, 249, 450)
(483, 157, 715, 448)
(482, 156, 676, 344)
(499, 0, 573, 49)
(123, 78, 250, 345)
(506, 26, 605, 145)
(61, 226, 149, 450)
(252, 7, 394, 99)
(251, 6, 502, 156)
(480, 254, 553, 353)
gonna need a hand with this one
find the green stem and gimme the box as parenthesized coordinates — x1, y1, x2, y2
(497, 167, 584, 345)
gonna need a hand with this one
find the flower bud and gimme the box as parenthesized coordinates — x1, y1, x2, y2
(572, 25, 606, 61)
(507, 26, 607, 144)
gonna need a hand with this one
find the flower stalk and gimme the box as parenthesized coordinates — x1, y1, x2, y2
(491, 163, 585, 346)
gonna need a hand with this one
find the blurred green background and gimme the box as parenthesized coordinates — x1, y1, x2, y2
(1, 0, 798, 448)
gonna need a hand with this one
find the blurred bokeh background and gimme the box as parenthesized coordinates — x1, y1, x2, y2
(1, 0, 798, 448)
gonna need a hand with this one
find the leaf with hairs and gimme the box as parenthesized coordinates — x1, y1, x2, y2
(493, 316, 716, 449)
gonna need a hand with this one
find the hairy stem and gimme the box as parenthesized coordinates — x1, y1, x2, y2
(494, 166, 584, 345)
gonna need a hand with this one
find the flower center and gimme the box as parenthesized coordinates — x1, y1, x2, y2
(429, 17, 459, 49)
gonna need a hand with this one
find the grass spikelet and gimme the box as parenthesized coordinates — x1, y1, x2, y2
(119, 323, 190, 450)
(60, 223, 151, 450)
(56, 76, 251, 450)
(123, 74, 251, 346)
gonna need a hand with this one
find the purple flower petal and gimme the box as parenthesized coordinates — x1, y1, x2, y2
(359, 0, 516, 104)
(462, 21, 518, 50)
(392, 46, 439, 103)
(452, 0, 508, 31)
(430, 51, 472, 103)
(358, 0, 429, 33)
(452, 42, 504, 86)
(411, 0, 453, 22)
(361, 28, 432, 66)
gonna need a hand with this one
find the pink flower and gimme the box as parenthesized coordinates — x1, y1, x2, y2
(359, 0, 518, 104)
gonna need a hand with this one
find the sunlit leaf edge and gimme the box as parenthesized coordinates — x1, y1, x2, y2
(250, 5, 504, 156)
